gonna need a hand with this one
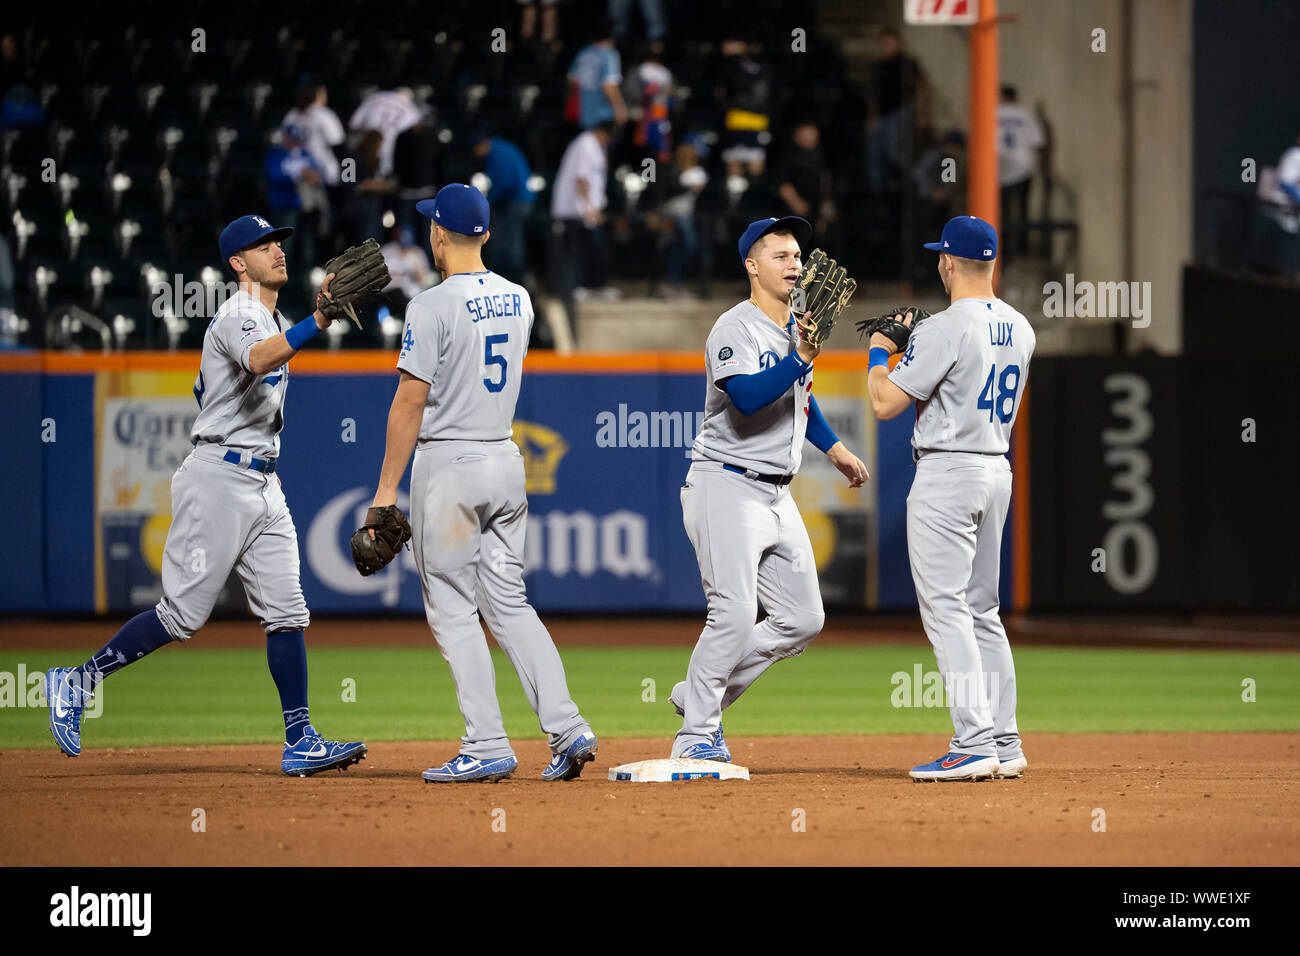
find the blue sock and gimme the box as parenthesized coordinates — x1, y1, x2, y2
(267, 629, 311, 744)
(78, 609, 174, 689)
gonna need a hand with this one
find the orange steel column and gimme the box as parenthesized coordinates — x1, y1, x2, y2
(968, 0, 1000, 233)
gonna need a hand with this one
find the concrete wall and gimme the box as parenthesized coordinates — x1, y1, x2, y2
(902, 0, 1192, 354)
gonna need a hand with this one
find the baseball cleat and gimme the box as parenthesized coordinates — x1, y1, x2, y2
(541, 731, 599, 781)
(281, 727, 368, 777)
(995, 755, 1028, 778)
(422, 753, 518, 783)
(909, 752, 1000, 782)
(669, 686, 731, 760)
(45, 666, 92, 757)
(677, 742, 732, 762)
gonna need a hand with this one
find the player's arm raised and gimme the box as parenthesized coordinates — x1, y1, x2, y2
(371, 371, 429, 508)
(864, 310, 919, 420)
(246, 274, 335, 375)
(249, 240, 391, 374)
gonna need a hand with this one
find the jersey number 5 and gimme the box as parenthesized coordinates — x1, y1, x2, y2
(977, 363, 1021, 424)
(483, 333, 509, 393)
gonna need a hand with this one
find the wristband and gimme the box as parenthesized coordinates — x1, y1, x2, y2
(868, 347, 891, 370)
(284, 316, 324, 352)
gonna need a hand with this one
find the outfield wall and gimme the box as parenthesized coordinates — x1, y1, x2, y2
(6, 348, 1293, 615)
(3, 351, 995, 615)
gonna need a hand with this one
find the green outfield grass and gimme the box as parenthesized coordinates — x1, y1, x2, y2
(1, 645, 1297, 749)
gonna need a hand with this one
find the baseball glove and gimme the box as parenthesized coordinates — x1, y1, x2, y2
(349, 505, 412, 576)
(854, 307, 931, 351)
(317, 238, 391, 330)
(791, 248, 857, 348)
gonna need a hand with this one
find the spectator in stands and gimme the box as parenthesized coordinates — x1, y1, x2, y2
(774, 122, 835, 233)
(1, 33, 32, 91)
(264, 124, 325, 269)
(1257, 133, 1300, 275)
(649, 136, 709, 299)
(380, 225, 437, 315)
(472, 131, 534, 282)
(866, 27, 925, 193)
(567, 24, 627, 131)
(348, 88, 421, 176)
(609, 0, 667, 43)
(282, 84, 345, 189)
(550, 121, 616, 323)
(629, 41, 673, 165)
(997, 85, 1045, 261)
(914, 128, 967, 244)
(338, 130, 393, 247)
(717, 36, 772, 180)
(392, 108, 442, 236)
(0, 81, 42, 128)
(520, 0, 560, 47)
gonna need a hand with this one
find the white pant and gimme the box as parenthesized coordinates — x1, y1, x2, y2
(674, 460, 825, 755)
(155, 446, 309, 641)
(410, 438, 589, 760)
(906, 452, 1020, 759)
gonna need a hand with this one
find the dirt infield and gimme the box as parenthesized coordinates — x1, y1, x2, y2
(3, 732, 1295, 866)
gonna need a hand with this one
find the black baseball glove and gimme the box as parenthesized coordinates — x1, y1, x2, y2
(350, 505, 412, 576)
(855, 307, 931, 352)
(317, 238, 391, 330)
(792, 248, 857, 348)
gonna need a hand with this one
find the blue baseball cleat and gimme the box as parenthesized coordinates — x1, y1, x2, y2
(711, 723, 731, 762)
(281, 727, 368, 777)
(541, 731, 599, 781)
(678, 742, 731, 762)
(909, 752, 1000, 782)
(422, 753, 518, 783)
(45, 666, 92, 757)
(669, 686, 731, 761)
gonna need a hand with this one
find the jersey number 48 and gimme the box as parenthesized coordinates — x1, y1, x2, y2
(977, 363, 1021, 424)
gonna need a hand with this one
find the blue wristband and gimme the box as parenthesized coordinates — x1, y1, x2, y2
(869, 347, 892, 370)
(284, 316, 323, 352)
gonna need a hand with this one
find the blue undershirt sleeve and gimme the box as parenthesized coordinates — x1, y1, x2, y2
(721, 352, 811, 416)
(804, 394, 839, 453)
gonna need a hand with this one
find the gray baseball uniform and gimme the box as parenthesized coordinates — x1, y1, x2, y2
(889, 296, 1035, 759)
(397, 270, 591, 761)
(672, 301, 825, 756)
(154, 290, 308, 641)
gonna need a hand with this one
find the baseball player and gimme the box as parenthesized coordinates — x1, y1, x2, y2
(364, 183, 597, 783)
(670, 216, 869, 761)
(43, 215, 381, 777)
(864, 215, 1035, 781)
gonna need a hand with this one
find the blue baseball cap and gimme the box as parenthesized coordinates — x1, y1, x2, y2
(738, 216, 812, 266)
(219, 215, 294, 263)
(922, 215, 998, 260)
(416, 183, 490, 236)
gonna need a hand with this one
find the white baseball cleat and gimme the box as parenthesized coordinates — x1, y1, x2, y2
(909, 752, 1001, 782)
(995, 755, 1028, 778)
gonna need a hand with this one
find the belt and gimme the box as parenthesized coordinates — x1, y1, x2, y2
(223, 450, 277, 474)
(913, 448, 1006, 463)
(723, 463, 794, 486)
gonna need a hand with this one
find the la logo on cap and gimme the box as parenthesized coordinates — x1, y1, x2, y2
(254, 216, 270, 228)
(943, 240, 949, 247)
(435, 210, 441, 218)
(474, 225, 483, 233)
